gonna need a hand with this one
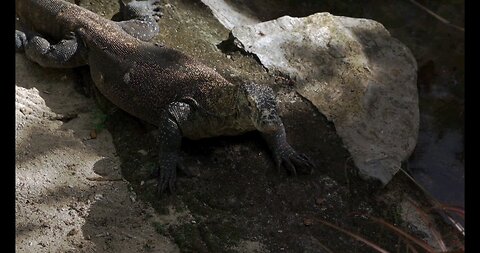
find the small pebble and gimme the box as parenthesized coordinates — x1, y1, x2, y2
(303, 218, 314, 226)
(68, 228, 78, 236)
(315, 197, 325, 206)
(90, 129, 97, 139)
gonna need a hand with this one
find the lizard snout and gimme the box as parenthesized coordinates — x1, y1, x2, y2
(255, 111, 281, 133)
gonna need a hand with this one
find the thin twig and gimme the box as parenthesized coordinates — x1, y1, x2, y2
(408, 0, 464, 32)
(406, 198, 447, 251)
(314, 218, 390, 253)
(369, 216, 437, 252)
(405, 241, 419, 253)
(316, 240, 335, 253)
(433, 205, 464, 218)
(398, 168, 465, 235)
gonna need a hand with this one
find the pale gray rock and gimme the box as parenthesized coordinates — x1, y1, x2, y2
(200, 0, 259, 30)
(230, 13, 419, 184)
(200, 0, 419, 184)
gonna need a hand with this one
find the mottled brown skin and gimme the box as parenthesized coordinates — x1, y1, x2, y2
(15, 0, 315, 195)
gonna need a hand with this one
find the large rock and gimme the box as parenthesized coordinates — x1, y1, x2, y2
(232, 13, 419, 184)
(235, 13, 419, 184)
(199, 0, 259, 30)
(201, 0, 419, 184)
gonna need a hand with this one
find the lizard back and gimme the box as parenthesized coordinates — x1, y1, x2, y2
(16, 0, 239, 127)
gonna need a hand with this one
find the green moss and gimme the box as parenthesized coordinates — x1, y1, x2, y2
(152, 221, 169, 236)
(92, 109, 108, 131)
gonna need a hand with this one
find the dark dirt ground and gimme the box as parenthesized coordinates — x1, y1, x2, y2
(16, 0, 464, 252)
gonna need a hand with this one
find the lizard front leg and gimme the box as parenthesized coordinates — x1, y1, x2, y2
(119, 0, 163, 21)
(261, 122, 315, 176)
(155, 102, 191, 195)
(116, 0, 162, 41)
(241, 83, 315, 176)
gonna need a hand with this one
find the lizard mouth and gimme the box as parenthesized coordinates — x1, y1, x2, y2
(258, 123, 277, 133)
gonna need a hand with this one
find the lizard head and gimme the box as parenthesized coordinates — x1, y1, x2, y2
(238, 83, 282, 133)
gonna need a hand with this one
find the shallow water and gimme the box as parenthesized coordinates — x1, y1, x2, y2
(409, 128, 464, 208)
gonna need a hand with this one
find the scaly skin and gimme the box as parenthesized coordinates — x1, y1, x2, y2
(15, 0, 315, 195)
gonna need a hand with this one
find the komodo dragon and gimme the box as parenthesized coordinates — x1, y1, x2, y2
(15, 0, 315, 194)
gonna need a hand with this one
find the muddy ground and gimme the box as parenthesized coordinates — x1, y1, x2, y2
(15, 0, 464, 252)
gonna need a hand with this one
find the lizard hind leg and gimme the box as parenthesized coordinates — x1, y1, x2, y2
(155, 102, 192, 195)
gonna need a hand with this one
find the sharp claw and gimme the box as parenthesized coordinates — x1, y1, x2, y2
(156, 162, 179, 195)
(168, 179, 175, 193)
(157, 181, 166, 195)
(299, 154, 311, 163)
(285, 152, 315, 175)
(157, 167, 169, 194)
(284, 159, 297, 176)
(273, 156, 282, 172)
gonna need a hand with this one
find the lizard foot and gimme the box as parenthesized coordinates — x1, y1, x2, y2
(121, 0, 163, 21)
(156, 164, 177, 195)
(273, 146, 315, 176)
(15, 30, 27, 52)
(156, 153, 184, 195)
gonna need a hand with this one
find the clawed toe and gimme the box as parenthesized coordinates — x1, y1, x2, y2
(156, 165, 177, 195)
(275, 149, 315, 176)
(283, 159, 297, 176)
(292, 153, 315, 174)
(168, 176, 176, 193)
